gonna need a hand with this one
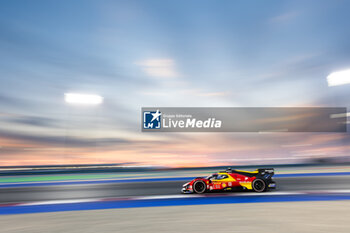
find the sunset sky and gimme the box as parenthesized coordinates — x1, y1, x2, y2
(0, 0, 350, 167)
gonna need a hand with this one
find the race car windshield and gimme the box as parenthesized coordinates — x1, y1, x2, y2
(206, 174, 228, 180)
(206, 174, 218, 180)
(217, 174, 228, 180)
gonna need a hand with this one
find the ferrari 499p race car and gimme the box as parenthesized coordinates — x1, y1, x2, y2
(182, 168, 276, 193)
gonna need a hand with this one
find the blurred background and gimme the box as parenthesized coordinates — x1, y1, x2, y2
(2, 2, 350, 233)
(0, 0, 350, 168)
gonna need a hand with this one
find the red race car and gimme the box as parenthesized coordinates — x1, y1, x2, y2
(182, 168, 276, 193)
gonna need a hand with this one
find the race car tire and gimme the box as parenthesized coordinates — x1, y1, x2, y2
(193, 180, 206, 194)
(252, 178, 266, 192)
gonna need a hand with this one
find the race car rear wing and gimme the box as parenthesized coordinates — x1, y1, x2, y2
(257, 168, 274, 176)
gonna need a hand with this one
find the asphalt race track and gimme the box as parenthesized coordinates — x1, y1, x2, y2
(1, 175, 350, 204)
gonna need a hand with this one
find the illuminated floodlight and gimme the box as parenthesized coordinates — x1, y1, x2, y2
(64, 93, 103, 105)
(330, 112, 350, 118)
(327, 69, 350, 86)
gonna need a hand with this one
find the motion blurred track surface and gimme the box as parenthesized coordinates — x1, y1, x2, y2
(1, 176, 350, 203)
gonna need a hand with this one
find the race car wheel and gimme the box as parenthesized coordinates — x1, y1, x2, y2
(193, 180, 206, 194)
(252, 179, 266, 192)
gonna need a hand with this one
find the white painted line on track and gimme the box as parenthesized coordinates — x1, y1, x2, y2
(135, 195, 193, 200)
(233, 191, 304, 196)
(309, 189, 350, 193)
(20, 199, 101, 206)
